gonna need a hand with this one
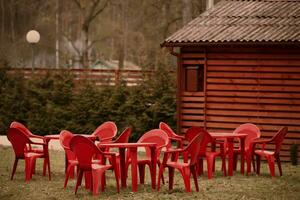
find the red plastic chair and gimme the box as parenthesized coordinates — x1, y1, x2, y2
(70, 135, 120, 196)
(7, 128, 49, 181)
(59, 130, 78, 188)
(198, 129, 227, 179)
(126, 129, 169, 185)
(232, 123, 261, 174)
(157, 134, 203, 192)
(159, 122, 184, 148)
(183, 127, 226, 179)
(92, 121, 118, 143)
(253, 127, 288, 177)
(10, 121, 50, 178)
(98, 127, 132, 177)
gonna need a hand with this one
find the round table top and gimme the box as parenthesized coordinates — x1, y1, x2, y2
(209, 132, 248, 138)
(98, 142, 157, 148)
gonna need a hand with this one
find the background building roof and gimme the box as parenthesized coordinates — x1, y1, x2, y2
(162, 0, 300, 46)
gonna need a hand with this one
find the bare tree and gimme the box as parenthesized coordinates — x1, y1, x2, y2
(71, 0, 109, 68)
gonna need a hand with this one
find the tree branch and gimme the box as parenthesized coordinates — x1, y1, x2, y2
(90, 0, 109, 22)
(62, 33, 81, 56)
(73, 0, 82, 9)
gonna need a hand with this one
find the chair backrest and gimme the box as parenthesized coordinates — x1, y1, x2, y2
(159, 122, 178, 138)
(70, 135, 101, 170)
(59, 130, 76, 160)
(137, 129, 169, 159)
(7, 128, 31, 158)
(269, 127, 288, 155)
(234, 123, 261, 149)
(92, 121, 117, 142)
(114, 127, 132, 143)
(184, 134, 204, 165)
(185, 127, 204, 142)
(10, 121, 33, 137)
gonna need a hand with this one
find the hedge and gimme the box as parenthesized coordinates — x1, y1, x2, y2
(0, 66, 176, 141)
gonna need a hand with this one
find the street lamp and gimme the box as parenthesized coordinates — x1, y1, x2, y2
(26, 30, 40, 71)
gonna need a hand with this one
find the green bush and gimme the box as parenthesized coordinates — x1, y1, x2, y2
(0, 67, 176, 141)
(290, 143, 298, 165)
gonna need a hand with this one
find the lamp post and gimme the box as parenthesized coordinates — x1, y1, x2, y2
(26, 30, 40, 71)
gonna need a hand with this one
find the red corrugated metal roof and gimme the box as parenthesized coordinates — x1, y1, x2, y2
(162, 0, 300, 46)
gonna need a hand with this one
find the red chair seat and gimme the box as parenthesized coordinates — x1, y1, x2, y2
(255, 150, 275, 156)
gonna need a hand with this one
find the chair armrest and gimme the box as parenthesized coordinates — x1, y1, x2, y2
(251, 138, 271, 144)
(164, 148, 185, 154)
(29, 135, 45, 140)
(30, 141, 47, 146)
(170, 137, 183, 142)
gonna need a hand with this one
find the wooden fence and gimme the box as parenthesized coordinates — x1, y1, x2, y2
(6, 68, 162, 86)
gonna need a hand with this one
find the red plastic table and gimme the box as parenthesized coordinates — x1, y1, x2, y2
(44, 134, 97, 172)
(209, 132, 247, 176)
(98, 142, 157, 192)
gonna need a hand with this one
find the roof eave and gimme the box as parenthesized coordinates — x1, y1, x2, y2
(161, 41, 300, 47)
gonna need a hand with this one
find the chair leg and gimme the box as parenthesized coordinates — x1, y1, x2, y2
(158, 162, 165, 185)
(168, 167, 174, 191)
(75, 170, 83, 194)
(138, 164, 146, 184)
(233, 153, 238, 171)
(251, 154, 256, 172)
(157, 164, 165, 191)
(64, 164, 74, 188)
(197, 158, 204, 176)
(25, 157, 34, 181)
(191, 166, 199, 192)
(11, 158, 19, 180)
(266, 156, 275, 177)
(84, 171, 92, 189)
(276, 155, 283, 176)
(221, 154, 227, 177)
(92, 171, 101, 196)
(256, 154, 261, 175)
(113, 166, 120, 193)
(206, 155, 214, 179)
(181, 167, 191, 192)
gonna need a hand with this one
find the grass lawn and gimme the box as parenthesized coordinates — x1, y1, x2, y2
(0, 145, 299, 200)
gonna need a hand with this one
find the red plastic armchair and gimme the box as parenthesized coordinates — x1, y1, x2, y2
(70, 135, 120, 196)
(157, 134, 203, 192)
(126, 129, 169, 185)
(232, 123, 261, 174)
(253, 127, 288, 177)
(113, 127, 132, 143)
(198, 129, 226, 179)
(92, 121, 117, 143)
(59, 130, 78, 188)
(7, 128, 49, 181)
(159, 122, 184, 148)
(10, 121, 50, 178)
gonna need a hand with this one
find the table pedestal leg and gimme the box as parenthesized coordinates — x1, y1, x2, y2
(130, 147, 138, 192)
(150, 146, 156, 190)
(119, 147, 127, 188)
(240, 138, 245, 174)
(227, 138, 234, 176)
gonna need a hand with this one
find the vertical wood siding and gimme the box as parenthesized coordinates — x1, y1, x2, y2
(179, 45, 300, 161)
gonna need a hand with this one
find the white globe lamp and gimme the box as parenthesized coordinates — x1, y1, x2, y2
(26, 30, 40, 71)
(26, 30, 40, 44)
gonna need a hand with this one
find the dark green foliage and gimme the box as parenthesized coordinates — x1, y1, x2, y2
(0, 68, 176, 141)
(290, 144, 298, 165)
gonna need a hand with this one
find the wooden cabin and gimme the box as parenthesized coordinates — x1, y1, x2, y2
(161, 0, 300, 161)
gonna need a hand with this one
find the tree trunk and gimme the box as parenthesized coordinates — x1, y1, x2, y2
(82, 25, 89, 68)
(9, 0, 16, 42)
(182, 0, 192, 25)
(1, 0, 5, 41)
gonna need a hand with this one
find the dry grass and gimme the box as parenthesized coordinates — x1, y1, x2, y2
(0, 145, 299, 200)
